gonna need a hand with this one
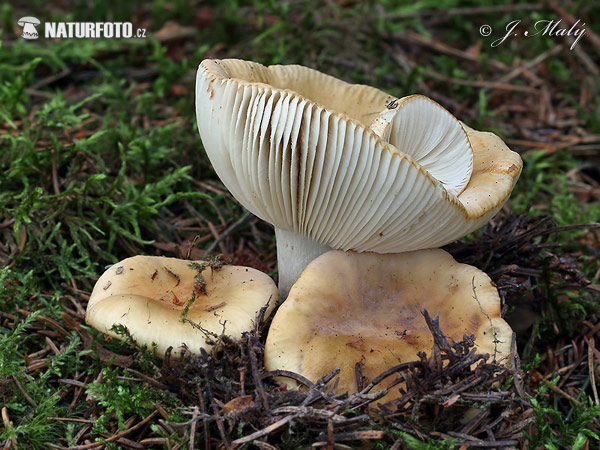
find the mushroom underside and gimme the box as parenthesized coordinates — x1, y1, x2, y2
(196, 59, 522, 296)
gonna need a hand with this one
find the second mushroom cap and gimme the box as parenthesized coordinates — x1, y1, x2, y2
(264, 249, 513, 399)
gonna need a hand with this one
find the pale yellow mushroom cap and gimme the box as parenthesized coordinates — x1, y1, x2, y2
(264, 249, 512, 399)
(86, 255, 278, 356)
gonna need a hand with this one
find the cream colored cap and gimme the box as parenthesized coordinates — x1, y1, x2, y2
(264, 249, 512, 398)
(86, 255, 278, 356)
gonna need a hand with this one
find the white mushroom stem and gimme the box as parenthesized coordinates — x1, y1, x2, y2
(275, 227, 331, 299)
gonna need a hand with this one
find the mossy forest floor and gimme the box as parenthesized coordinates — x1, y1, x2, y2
(1, 1, 600, 448)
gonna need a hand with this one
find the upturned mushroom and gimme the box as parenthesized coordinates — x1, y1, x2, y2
(195, 59, 522, 296)
(85, 255, 277, 356)
(264, 249, 512, 399)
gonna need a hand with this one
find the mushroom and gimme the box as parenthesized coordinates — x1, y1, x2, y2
(85, 255, 277, 356)
(195, 59, 522, 296)
(17, 17, 41, 39)
(264, 249, 512, 400)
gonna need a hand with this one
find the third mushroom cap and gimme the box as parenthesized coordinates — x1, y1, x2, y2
(195, 59, 523, 296)
(86, 255, 277, 356)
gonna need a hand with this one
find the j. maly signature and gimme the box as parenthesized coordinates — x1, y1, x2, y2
(492, 19, 586, 50)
